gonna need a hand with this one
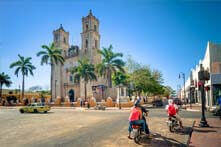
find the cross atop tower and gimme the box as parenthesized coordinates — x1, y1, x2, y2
(89, 9, 92, 16)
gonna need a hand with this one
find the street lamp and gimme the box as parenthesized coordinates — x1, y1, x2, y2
(179, 72, 186, 106)
(198, 64, 210, 127)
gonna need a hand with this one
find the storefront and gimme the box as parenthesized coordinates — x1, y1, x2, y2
(211, 74, 221, 106)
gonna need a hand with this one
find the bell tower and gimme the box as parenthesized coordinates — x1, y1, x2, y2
(81, 10, 101, 64)
(53, 24, 69, 54)
(51, 24, 69, 101)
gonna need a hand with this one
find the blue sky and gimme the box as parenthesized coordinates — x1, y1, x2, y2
(0, 0, 221, 91)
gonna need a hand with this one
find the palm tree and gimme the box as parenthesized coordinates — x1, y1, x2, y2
(96, 45, 125, 88)
(36, 43, 65, 101)
(0, 72, 12, 101)
(10, 54, 36, 99)
(70, 58, 97, 101)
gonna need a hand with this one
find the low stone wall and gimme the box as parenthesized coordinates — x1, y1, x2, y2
(115, 101, 134, 107)
(0, 96, 136, 108)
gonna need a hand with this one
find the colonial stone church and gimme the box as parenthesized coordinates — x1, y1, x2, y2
(51, 10, 126, 102)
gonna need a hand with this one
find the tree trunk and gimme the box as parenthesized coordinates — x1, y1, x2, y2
(50, 64, 53, 102)
(22, 74, 25, 100)
(84, 82, 87, 101)
(108, 70, 112, 88)
(0, 84, 2, 102)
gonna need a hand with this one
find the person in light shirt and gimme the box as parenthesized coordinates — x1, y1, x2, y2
(165, 99, 183, 129)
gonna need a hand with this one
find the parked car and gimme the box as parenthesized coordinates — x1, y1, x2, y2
(19, 103, 51, 113)
(152, 99, 163, 107)
(173, 98, 182, 106)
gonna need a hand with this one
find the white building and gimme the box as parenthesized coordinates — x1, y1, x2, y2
(181, 42, 221, 109)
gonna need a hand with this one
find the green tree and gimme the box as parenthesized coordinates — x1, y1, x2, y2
(125, 55, 142, 73)
(152, 69, 164, 84)
(112, 71, 128, 86)
(36, 43, 65, 101)
(96, 45, 125, 88)
(0, 72, 12, 101)
(130, 67, 153, 96)
(163, 86, 174, 98)
(10, 54, 36, 99)
(70, 58, 97, 101)
(129, 67, 165, 97)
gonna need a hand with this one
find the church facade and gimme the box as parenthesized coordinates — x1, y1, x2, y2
(51, 10, 122, 102)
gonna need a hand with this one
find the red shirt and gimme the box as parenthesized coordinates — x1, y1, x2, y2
(129, 107, 142, 121)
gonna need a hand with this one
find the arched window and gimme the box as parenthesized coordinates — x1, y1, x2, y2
(55, 34, 59, 42)
(95, 40, 98, 48)
(70, 75, 73, 82)
(94, 25, 97, 31)
(86, 24, 88, 31)
(86, 39, 88, 48)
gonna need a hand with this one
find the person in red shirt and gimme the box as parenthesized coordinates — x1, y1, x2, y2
(166, 99, 183, 128)
(128, 100, 148, 139)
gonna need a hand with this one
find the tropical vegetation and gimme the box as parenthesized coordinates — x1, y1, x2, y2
(96, 45, 125, 88)
(70, 58, 97, 100)
(0, 72, 12, 101)
(10, 54, 36, 99)
(36, 43, 65, 100)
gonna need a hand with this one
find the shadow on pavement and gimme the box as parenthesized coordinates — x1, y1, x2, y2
(194, 126, 221, 129)
(139, 133, 186, 147)
(193, 128, 217, 133)
(175, 126, 192, 135)
(21, 112, 54, 115)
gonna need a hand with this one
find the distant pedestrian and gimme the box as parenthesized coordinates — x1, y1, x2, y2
(80, 99, 83, 107)
(2, 99, 5, 106)
(41, 97, 45, 106)
(87, 99, 90, 109)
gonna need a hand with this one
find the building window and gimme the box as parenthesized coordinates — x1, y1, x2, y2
(94, 25, 97, 31)
(70, 75, 73, 82)
(86, 24, 88, 31)
(64, 37, 66, 43)
(95, 40, 98, 48)
(86, 39, 88, 48)
(55, 34, 59, 41)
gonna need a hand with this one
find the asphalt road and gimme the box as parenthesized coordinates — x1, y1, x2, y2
(147, 108, 216, 118)
(0, 107, 218, 147)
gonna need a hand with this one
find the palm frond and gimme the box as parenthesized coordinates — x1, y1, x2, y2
(10, 61, 22, 68)
(36, 51, 47, 57)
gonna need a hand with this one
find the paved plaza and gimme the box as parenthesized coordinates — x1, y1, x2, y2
(0, 107, 217, 147)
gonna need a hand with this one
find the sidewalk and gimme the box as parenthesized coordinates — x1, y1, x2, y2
(184, 104, 201, 112)
(189, 118, 221, 147)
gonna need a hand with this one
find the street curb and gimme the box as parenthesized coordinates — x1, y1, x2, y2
(186, 120, 196, 147)
(186, 109, 200, 112)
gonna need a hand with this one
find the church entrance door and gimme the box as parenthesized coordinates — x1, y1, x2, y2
(69, 89, 75, 102)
